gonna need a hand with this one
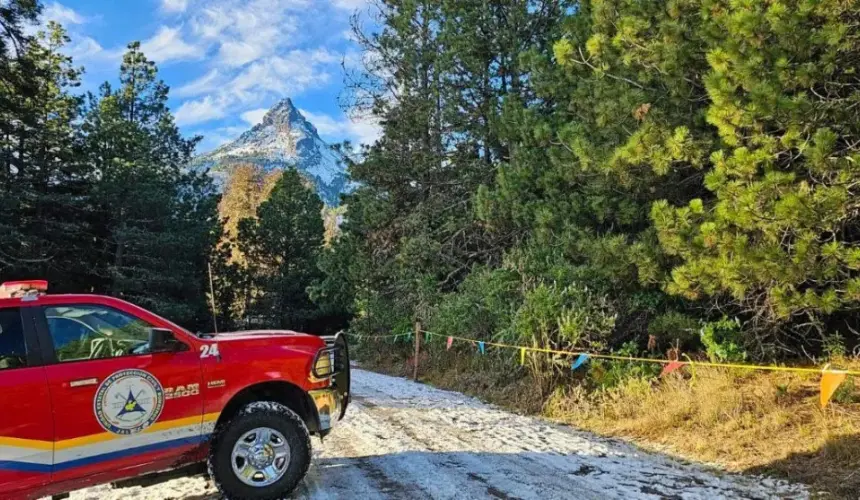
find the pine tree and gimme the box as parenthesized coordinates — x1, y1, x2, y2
(218, 163, 282, 263)
(238, 169, 325, 331)
(82, 42, 220, 328)
(336, 0, 565, 337)
(468, 0, 714, 350)
(0, 19, 93, 289)
(0, 0, 40, 90)
(651, 0, 860, 351)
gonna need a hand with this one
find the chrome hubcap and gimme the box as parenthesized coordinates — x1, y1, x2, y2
(231, 427, 291, 487)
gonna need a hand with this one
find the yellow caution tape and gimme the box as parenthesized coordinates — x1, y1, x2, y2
(419, 331, 860, 376)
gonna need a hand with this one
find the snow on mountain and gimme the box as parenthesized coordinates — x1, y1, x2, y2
(193, 98, 350, 205)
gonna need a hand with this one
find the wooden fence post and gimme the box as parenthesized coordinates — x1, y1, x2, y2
(413, 321, 421, 381)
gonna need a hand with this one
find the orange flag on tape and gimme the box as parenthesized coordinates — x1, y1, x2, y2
(820, 366, 847, 409)
(661, 360, 685, 377)
(446, 336, 453, 351)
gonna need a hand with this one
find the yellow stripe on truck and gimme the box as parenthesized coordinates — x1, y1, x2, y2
(0, 412, 221, 452)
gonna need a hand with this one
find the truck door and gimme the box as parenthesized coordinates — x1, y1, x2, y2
(0, 307, 53, 495)
(34, 303, 204, 491)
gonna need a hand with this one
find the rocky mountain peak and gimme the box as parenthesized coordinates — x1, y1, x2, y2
(262, 98, 306, 127)
(193, 98, 350, 205)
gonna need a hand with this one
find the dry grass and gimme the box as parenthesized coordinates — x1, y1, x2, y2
(544, 366, 860, 498)
(356, 343, 860, 499)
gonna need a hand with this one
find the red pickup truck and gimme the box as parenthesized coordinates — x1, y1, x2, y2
(0, 280, 350, 499)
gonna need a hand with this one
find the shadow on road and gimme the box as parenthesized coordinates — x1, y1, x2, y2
(297, 449, 800, 500)
(100, 448, 808, 500)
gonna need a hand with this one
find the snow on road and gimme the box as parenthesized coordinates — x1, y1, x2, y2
(71, 369, 808, 500)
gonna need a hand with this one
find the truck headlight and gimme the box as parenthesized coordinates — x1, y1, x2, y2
(312, 347, 337, 379)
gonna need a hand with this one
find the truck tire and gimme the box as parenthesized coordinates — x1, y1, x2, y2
(208, 402, 311, 500)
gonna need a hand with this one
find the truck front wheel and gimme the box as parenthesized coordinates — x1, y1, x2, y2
(208, 402, 312, 499)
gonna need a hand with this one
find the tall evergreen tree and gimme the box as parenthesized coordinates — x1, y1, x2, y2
(238, 169, 325, 331)
(333, 0, 860, 357)
(337, 0, 565, 337)
(471, 0, 713, 351)
(82, 42, 220, 328)
(0, 19, 92, 290)
(0, 0, 40, 90)
(651, 0, 860, 352)
(218, 163, 281, 264)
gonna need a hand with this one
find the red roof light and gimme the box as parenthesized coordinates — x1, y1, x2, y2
(0, 280, 48, 300)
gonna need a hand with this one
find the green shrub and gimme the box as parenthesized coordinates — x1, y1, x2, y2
(508, 282, 616, 351)
(700, 317, 747, 362)
(428, 266, 520, 341)
(832, 376, 857, 404)
(647, 312, 702, 352)
(823, 333, 847, 360)
(589, 342, 661, 389)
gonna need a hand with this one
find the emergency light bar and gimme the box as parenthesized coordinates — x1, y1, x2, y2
(0, 280, 48, 300)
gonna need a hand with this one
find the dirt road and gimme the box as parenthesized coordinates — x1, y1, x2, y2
(72, 369, 808, 499)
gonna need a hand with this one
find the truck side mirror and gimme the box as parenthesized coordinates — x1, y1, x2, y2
(148, 328, 184, 353)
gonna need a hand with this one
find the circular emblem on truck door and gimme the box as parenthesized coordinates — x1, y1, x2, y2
(94, 369, 164, 435)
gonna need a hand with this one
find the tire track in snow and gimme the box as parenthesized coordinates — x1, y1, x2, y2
(321, 398, 497, 499)
(350, 392, 607, 499)
(350, 370, 807, 499)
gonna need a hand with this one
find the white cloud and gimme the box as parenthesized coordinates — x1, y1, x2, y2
(220, 51, 332, 103)
(161, 0, 189, 13)
(332, 0, 369, 10)
(67, 36, 104, 60)
(341, 49, 365, 70)
(118, 0, 360, 134)
(175, 69, 221, 98)
(175, 96, 228, 125)
(59, 35, 124, 70)
(298, 109, 342, 136)
(29, 4, 122, 73)
(28, 0, 365, 135)
(43, 2, 86, 25)
(300, 109, 381, 146)
(173, 49, 334, 127)
(190, 6, 232, 39)
(349, 117, 383, 146)
(219, 40, 267, 68)
(140, 26, 204, 63)
(308, 48, 340, 64)
(240, 108, 268, 125)
(26, 2, 93, 38)
(189, 0, 304, 67)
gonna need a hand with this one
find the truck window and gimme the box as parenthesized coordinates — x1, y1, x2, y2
(0, 308, 27, 370)
(44, 305, 154, 362)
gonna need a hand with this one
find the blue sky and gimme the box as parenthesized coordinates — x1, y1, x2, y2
(37, 0, 379, 153)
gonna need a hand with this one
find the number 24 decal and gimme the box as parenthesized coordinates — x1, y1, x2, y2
(200, 344, 220, 359)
